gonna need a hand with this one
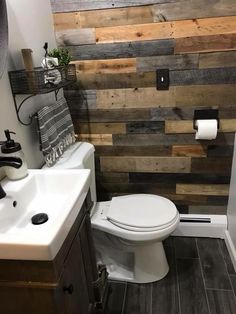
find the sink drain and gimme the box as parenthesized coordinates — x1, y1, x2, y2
(31, 213, 48, 225)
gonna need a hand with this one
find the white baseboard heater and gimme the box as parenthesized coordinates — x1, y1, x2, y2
(172, 214, 227, 239)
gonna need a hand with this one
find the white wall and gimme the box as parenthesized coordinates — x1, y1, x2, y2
(227, 135, 236, 247)
(0, 0, 56, 174)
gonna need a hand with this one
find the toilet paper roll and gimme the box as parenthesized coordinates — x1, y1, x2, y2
(195, 119, 218, 140)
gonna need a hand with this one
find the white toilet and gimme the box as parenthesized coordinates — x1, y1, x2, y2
(45, 142, 179, 283)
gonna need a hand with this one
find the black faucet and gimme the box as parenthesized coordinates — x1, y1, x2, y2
(0, 157, 22, 199)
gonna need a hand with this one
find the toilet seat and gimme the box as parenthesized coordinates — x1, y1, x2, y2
(107, 194, 178, 232)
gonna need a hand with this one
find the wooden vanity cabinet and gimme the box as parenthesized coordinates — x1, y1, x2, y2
(0, 192, 105, 314)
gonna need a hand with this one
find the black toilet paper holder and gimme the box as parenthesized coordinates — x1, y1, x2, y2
(193, 109, 220, 130)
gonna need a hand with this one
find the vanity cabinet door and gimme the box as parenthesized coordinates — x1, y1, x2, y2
(60, 215, 96, 314)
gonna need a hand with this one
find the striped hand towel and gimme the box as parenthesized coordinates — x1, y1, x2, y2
(38, 97, 75, 166)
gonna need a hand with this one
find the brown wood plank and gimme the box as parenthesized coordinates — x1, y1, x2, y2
(176, 84, 236, 107)
(74, 58, 136, 74)
(77, 134, 113, 145)
(50, 0, 177, 13)
(76, 122, 126, 134)
(189, 203, 219, 213)
(53, 1, 236, 28)
(53, 12, 79, 31)
(199, 51, 236, 69)
(137, 54, 199, 72)
(191, 157, 232, 174)
(153, 0, 236, 22)
(166, 119, 236, 133)
(95, 145, 172, 156)
(95, 21, 173, 44)
(96, 85, 236, 109)
(71, 108, 151, 122)
(78, 6, 153, 28)
(172, 145, 207, 157)
(188, 205, 227, 215)
(95, 17, 236, 44)
(96, 87, 176, 109)
(100, 156, 191, 173)
(129, 173, 230, 184)
(176, 184, 229, 196)
(77, 72, 156, 89)
(56, 28, 95, 46)
(166, 120, 193, 133)
(174, 16, 236, 39)
(98, 182, 176, 194)
(96, 172, 129, 183)
(175, 34, 236, 54)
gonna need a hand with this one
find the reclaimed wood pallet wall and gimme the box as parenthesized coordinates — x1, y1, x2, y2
(51, 0, 236, 215)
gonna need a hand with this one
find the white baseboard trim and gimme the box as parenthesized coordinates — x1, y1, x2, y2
(172, 214, 227, 239)
(224, 230, 236, 272)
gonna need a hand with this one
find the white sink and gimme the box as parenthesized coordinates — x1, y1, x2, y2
(0, 169, 90, 260)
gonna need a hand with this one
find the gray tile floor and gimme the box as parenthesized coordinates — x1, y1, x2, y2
(105, 237, 236, 314)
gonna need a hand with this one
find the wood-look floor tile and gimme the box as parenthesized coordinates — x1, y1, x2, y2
(105, 281, 126, 314)
(207, 289, 236, 314)
(163, 236, 174, 247)
(230, 275, 236, 296)
(177, 258, 209, 314)
(218, 240, 236, 275)
(197, 238, 232, 290)
(174, 237, 198, 259)
(123, 283, 152, 314)
(152, 246, 180, 314)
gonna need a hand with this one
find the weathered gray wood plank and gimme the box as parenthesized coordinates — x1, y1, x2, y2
(56, 28, 95, 46)
(199, 51, 236, 69)
(65, 89, 96, 109)
(137, 54, 199, 72)
(51, 0, 178, 13)
(127, 121, 165, 133)
(112, 133, 235, 146)
(153, 0, 236, 22)
(65, 39, 174, 60)
(170, 67, 236, 86)
(150, 107, 236, 122)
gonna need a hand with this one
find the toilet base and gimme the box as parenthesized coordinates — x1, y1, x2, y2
(93, 229, 169, 283)
(108, 242, 169, 283)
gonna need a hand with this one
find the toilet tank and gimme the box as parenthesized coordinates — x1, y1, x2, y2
(43, 142, 97, 202)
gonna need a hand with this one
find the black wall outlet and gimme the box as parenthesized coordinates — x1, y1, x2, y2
(156, 69, 169, 90)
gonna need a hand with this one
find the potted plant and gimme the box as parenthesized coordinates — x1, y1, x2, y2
(48, 48, 74, 81)
(48, 48, 72, 66)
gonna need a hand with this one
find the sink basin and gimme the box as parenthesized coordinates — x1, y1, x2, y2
(0, 169, 90, 260)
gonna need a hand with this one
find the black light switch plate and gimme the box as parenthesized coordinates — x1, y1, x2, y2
(156, 69, 169, 90)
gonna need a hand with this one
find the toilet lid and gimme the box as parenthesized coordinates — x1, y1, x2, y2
(107, 194, 178, 230)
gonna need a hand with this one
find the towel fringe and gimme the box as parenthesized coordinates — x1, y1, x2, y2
(45, 132, 76, 167)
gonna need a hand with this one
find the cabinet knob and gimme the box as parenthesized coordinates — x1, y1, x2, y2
(63, 284, 74, 294)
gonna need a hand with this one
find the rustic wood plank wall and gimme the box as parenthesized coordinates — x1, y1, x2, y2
(51, 0, 236, 215)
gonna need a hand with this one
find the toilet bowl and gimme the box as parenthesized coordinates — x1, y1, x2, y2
(44, 142, 179, 283)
